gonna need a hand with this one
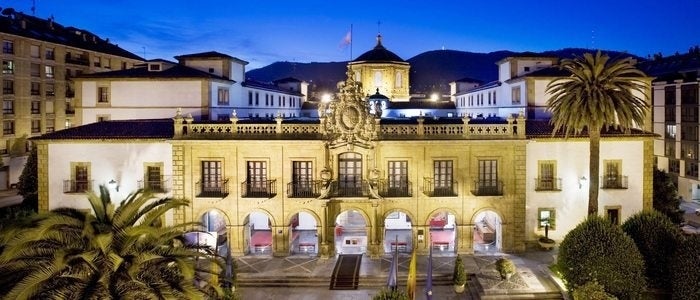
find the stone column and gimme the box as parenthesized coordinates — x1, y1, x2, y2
(320, 200, 331, 259)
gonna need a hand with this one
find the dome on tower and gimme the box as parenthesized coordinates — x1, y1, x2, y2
(352, 34, 405, 63)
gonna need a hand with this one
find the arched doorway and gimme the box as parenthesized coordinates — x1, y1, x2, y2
(383, 211, 412, 253)
(289, 211, 318, 255)
(334, 210, 368, 254)
(243, 211, 272, 255)
(428, 211, 456, 254)
(473, 210, 502, 253)
(201, 210, 228, 257)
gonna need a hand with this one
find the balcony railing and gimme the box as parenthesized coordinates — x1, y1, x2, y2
(242, 179, 277, 198)
(65, 54, 89, 66)
(196, 179, 229, 198)
(65, 106, 75, 115)
(601, 175, 628, 189)
(471, 180, 503, 196)
(423, 178, 457, 197)
(66, 89, 75, 98)
(137, 176, 170, 193)
(376, 179, 412, 197)
(63, 179, 92, 193)
(534, 177, 562, 191)
(287, 180, 324, 198)
(330, 180, 370, 197)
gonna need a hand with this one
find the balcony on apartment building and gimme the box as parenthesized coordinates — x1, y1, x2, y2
(534, 177, 562, 191)
(471, 180, 503, 196)
(65, 53, 89, 66)
(63, 179, 93, 193)
(241, 179, 277, 198)
(196, 179, 229, 198)
(137, 176, 170, 193)
(601, 175, 628, 189)
(286, 180, 325, 198)
(376, 178, 412, 197)
(423, 178, 458, 197)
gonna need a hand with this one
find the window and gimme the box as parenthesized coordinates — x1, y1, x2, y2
(2, 40, 13, 54)
(265, 94, 269, 106)
(148, 64, 161, 71)
(374, 70, 383, 88)
(681, 84, 698, 105)
(69, 163, 90, 193)
(144, 163, 164, 192)
(46, 119, 54, 133)
(524, 66, 531, 72)
(3, 100, 13, 115)
(606, 207, 621, 225)
(45, 66, 55, 78)
(30, 45, 40, 58)
(434, 160, 453, 190)
(339, 153, 363, 196)
(65, 119, 73, 128)
(31, 101, 40, 114)
(292, 161, 313, 196)
(31, 120, 41, 133)
(665, 86, 676, 105)
(2, 60, 13, 74)
(603, 160, 623, 188)
(681, 106, 698, 122)
(246, 161, 268, 195)
(686, 161, 699, 178)
(97, 115, 110, 122)
(666, 124, 677, 139)
(681, 125, 698, 141)
(97, 87, 109, 103)
(2, 80, 13, 94)
(93, 56, 101, 67)
(45, 101, 54, 114)
(2, 120, 14, 135)
(45, 48, 55, 60)
(681, 142, 698, 159)
(536, 160, 557, 190)
(477, 159, 500, 194)
(388, 160, 409, 196)
(248, 91, 253, 105)
(395, 71, 403, 88)
(665, 140, 676, 157)
(511, 86, 521, 104)
(665, 107, 676, 122)
(217, 88, 229, 105)
(45, 83, 55, 97)
(201, 160, 223, 193)
(103, 58, 111, 69)
(669, 159, 680, 173)
(538, 208, 556, 230)
(29, 63, 40, 77)
(31, 82, 41, 96)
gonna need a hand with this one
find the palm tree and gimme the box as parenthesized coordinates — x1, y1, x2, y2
(0, 186, 224, 299)
(546, 51, 649, 215)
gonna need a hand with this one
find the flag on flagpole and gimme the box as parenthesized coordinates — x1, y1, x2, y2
(425, 243, 433, 300)
(387, 237, 399, 290)
(406, 250, 417, 300)
(339, 30, 351, 49)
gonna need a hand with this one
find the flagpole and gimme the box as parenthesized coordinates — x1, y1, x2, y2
(349, 24, 353, 61)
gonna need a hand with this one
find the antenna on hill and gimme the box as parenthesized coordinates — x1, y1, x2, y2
(590, 29, 595, 50)
(31, 0, 36, 15)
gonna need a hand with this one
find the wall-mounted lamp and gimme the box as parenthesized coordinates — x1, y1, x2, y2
(578, 176, 587, 189)
(108, 179, 119, 192)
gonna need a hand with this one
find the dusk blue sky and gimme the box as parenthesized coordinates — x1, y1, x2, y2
(6, 0, 699, 69)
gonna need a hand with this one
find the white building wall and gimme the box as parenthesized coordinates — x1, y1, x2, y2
(111, 81, 203, 107)
(47, 142, 173, 211)
(525, 139, 646, 241)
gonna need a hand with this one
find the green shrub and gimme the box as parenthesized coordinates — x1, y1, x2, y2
(670, 235, 700, 300)
(557, 216, 646, 299)
(621, 210, 682, 291)
(571, 280, 617, 300)
(373, 287, 409, 300)
(495, 257, 516, 279)
(453, 255, 467, 285)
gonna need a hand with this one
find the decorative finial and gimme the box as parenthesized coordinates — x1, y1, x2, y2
(231, 109, 237, 118)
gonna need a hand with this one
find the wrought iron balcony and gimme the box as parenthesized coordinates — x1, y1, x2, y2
(65, 54, 89, 66)
(601, 175, 628, 189)
(63, 179, 92, 193)
(137, 176, 170, 193)
(423, 178, 457, 197)
(287, 180, 324, 198)
(196, 179, 229, 198)
(242, 179, 277, 198)
(471, 180, 503, 196)
(330, 180, 370, 197)
(376, 179, 412, 197)
(534, 177, 562, 191)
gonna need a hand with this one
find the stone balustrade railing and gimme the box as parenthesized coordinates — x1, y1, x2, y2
(174, 114, 525, 139)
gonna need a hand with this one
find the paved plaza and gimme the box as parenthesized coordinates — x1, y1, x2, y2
(235, 250, 564, 299)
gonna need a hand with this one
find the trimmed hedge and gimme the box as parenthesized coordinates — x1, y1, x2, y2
(373, 288, 409, 300)
(621, 210, 682, 292)
(571, 280, 616, 300)
(670, 234, 700, 300)
(557, 216, 646, 299)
